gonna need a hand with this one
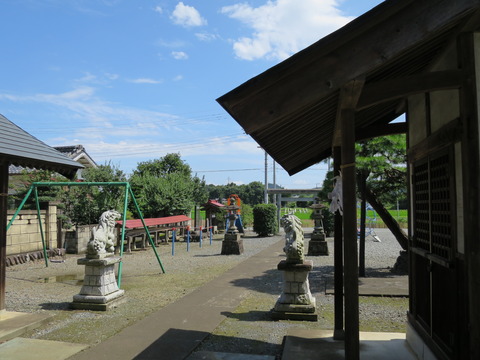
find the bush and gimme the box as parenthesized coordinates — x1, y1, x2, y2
(253, 204, 278, 236)
(321, 206, 335, 236)
(240, 203, 253, 228)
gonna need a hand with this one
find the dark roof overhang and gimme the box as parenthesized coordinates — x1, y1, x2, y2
(217, 0, 480, 175)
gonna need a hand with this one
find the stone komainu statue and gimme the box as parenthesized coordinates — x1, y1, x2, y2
(280, 214, 304, 263)
(86, 210, 121, 256)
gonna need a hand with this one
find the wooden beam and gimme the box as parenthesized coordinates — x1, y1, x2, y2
(356, 122, 407, 142)
(0, 163, 8, 311)
(333, 78, 365, 147)
(357, 70, 463, 110)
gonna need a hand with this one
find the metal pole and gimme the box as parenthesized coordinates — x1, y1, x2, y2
(117, 184, 129, 287)
(128, 186, 165, 273)
(6, 185, 34, 231)
(34, 187, 49, 267)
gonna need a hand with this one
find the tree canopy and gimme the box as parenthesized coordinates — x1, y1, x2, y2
(355, 134, 407, 208)
(130, 153, 208, 218)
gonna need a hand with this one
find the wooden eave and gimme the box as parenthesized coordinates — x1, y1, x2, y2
(217, 0, 480, 175)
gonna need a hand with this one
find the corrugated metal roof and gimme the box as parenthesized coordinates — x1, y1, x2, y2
(217, 0, 480, 175)
(0, 114, 83, 178)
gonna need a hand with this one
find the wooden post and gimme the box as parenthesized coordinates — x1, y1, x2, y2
(0, 162, 8, 311)
(359, 172, 366, 277)
(333, 146, 345, 340)
(341, 108, 359, 360)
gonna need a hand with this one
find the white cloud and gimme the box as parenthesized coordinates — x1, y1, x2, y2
(195, 32, 218, 42)
(171, 2, 207, 27)
(129, 78, 163, 84)
(221, 0, 353, 61)
(154, 6, 163, 14)
(171, 51, 188, 60)
(173, 75, 183, 81)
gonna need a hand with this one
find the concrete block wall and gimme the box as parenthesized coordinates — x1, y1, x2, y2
(65, 224, 96, 255)
(6, 204, 58, 256)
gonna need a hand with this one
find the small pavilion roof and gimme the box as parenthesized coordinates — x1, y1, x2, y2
(1, 114, 82, 178)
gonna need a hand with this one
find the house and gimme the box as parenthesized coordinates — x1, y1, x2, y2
(8, 144, 96, 181)
(0, 113, 82, 311)
(54, 145, 97, 179)
(217, 0, 480, 359)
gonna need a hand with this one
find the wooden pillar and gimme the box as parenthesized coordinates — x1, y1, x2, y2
(0, 162, 8, 311)
(333, 146, 345, 340)
(341, 108, 359, 360)
(359, 173, 367, 278)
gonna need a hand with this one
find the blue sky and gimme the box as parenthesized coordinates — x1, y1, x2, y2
(0, 0, 383, 188)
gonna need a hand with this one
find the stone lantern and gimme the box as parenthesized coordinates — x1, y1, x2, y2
(307, 197, 329, 256)
(221, 202, 244, 255)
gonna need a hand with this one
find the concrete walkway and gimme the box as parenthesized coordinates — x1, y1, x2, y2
(69, 238, 287, 360)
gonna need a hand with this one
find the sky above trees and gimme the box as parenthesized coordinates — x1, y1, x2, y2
(0, 0, 383, 188)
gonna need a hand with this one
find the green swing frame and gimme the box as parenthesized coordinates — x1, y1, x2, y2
(6, 181, 165, 287)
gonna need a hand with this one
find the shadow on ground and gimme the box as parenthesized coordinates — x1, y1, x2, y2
(133, 328, 280, 359)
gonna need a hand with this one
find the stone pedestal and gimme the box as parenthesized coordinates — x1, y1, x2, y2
(221, 232, 244, 255)
(72, 256, 125, 311)
(308, 231, 329, 256)
(272, 260, 317, 321)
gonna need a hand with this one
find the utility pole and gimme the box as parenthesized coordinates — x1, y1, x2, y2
(273, 160, 277, 205)
(264, 150, 268, 203)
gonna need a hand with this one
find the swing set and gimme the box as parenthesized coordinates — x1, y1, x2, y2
(6, 181, 165, 287)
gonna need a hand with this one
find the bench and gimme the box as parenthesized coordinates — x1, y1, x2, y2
(116, 215, 191, 252)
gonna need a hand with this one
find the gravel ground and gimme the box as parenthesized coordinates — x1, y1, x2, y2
(5, 228, 408, 358)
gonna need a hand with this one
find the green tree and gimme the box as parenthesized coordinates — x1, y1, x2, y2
(356, 134, 407, 208)
(133, 153, 191, 178)
(10, 169, 67, 209)
(129, 154, 208, 218)
(63, 163, 127, 226)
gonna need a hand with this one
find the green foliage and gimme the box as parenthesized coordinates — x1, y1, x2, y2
(133, 153, 191, 178)
(356, 134, 407, 208)
(129, 153, 208, 218)
(240, 203, 253, 227)
(205, 181, 265, 205)
(63, 163, 127, 226)
(253, 204, 278, 236)
(131, 172, 196, 217)
(321, 206, 335, 235)
(10, 169, 67, 209)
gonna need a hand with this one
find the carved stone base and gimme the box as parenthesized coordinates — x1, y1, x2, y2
(72, 256, 125, 311)
(307, 239, 329, 256)
(221, 233, 244, 255)
(272, 260, 317, 321)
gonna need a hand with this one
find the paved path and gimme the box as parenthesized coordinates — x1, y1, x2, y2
(69, 238, 286, 360)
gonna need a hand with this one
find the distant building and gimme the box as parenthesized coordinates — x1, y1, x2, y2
(9, 144, 96, 180)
